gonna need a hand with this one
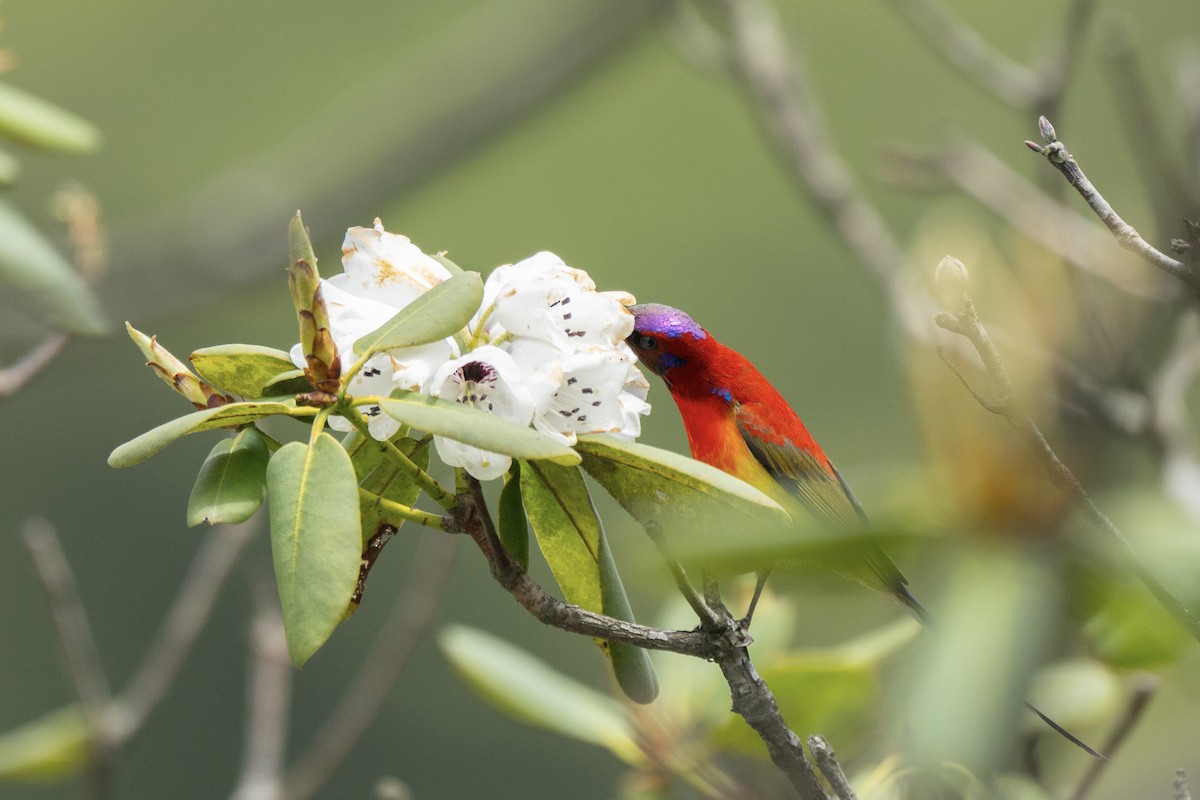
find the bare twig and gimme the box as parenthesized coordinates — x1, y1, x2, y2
(1066, 675, 1157, 800)
(1026, 116, 1200, 296)
(886, 138, 1170, 300)
(22, 518, 115, 799)
(0, 332, 71, 399)
(716, 0, 932, 342)
(885, 0, 1041, 107)
(934, 258, 1200, 642)
(110, 518, 259, 741)
(1177, 769, 1194, 800)
(808, 736, 857, 800)
(283, 533, 460, 800)
(229, 584, 292, 800)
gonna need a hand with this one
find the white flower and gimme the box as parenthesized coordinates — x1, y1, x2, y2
(533, 347, 643, 446)
(429, 346, 536, 480)
(289, 220, 458, 440)
(477, 252, 635, 350)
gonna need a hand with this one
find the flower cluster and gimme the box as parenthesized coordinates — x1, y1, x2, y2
(291, 220, 650, 480)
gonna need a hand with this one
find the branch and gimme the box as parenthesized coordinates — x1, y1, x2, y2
(282, 533, 460, 800)
(109, 519, 259, 741)
(1066, 674, 1157, 800)
(934, 257, 1200, 642)
(0, 333, 71, 399)
(454, 475, 831, 799)
(808, 736, 857, 800)
(716, 0, 933, 342)
(22, 518, 114, 800)
(1026, 116, 1200, 296)
(229, 583, 292, 800)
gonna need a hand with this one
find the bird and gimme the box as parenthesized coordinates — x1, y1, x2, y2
(625, 301, 1103, 759)
(625, 302, 925, 621)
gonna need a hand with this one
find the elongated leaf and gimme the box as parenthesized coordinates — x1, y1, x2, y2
(0, 198, 107, 334)
(108, 401, 304, 468)
(0, 81, 100, 153)
(352, 270, 483, 355)
(0, 705, 88, 782)
(598, 528, 658, 704)
(520, 460, 601, 612)
(267, 434, 362, 667)
(439, 625, 641, 765)
(189, 344, 300, 398)
(576, 434, 788, 541)
(186, 428, 270, 526)
(359, 436, 430, 540)
(430, 252, 464, 275)
(498, 464, 530, 570)
(378, 391, 579, 465)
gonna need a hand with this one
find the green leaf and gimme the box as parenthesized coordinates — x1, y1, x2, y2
(430, 252, 465, 275)
(378, 391, 579, 466)
(0, 705, 88, 782)
(186, 427, 271, 526)
(439, 625, 641, 765)
(900, 543, 1059, 774)
(599, 528, 658, 704)
(108, 401, 305, 468)
(0, 80, 100, 153)
(267, 434, 363, 667)
(519, 460, 602, 613)
(189, 344, 302, 398)
(352, 270, 483, 355)
(0, 198, 107, 334)
(1084, 583, 1191, 669)
(359, 436, 430, 541)
(260, 369, 312, 397)
(521, 460, 658, 704)
(576, 434, 788, 547)
(498, 464, 530, 570)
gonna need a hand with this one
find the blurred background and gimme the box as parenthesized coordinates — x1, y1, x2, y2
(2, 0, 1200, 797)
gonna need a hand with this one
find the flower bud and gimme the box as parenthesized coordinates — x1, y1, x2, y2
(934, 255, 971, 314)
(126, 322, 231, 408)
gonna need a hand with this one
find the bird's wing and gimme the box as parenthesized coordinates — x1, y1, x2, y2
(733, 403, 862, 529)
(735, 403, 925, 619)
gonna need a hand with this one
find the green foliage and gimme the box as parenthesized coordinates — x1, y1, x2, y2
(108, 400, 310, 468)
(439, 625, 642, 765)
(267, 434, 363, 667)
(0, 706, 89, 783)
(0, 81, 100, 153)
(379, 391, 580, 465)
(497, 463, 530, 570)
(0, 198, 108, 335)
(186, 427, 271, 526)
(358, 435, 431, 540)
(352, 270, 483, 355)
(576, 434, 788, 547)
(188, 344, 302, 399)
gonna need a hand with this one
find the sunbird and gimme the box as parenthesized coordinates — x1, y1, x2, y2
(625, 302, 925, 620)
(626, 302, 1102, 758)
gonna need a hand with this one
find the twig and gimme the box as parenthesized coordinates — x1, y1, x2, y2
(229, 583, 292, 800)
(22, 518, 115, 800)
(109, 518, 259, 741)
(885, 0, 1041, 107)
(1066, 675, 1157, 800)
(808, 736, 857, 800)
(716, 0, 932, 343)
(282, 533, 460, 800)
(934, 258, 1200, 642)
(1177, 769, 1193, 800)
(886, 138, 1170, 300)
(643, 520, 721, 628)
(1026, 116, 1200, 296)
(0, 333, 71, 399)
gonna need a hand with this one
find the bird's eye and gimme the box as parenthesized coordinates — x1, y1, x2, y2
(635, 334, 658, 351)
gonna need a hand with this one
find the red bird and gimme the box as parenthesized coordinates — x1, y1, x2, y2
(625, 302, 925, 620)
